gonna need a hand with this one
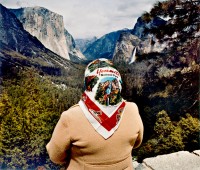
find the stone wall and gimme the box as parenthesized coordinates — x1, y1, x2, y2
(133, 150, 200, 170)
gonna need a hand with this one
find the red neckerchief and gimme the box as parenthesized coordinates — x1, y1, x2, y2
(82, 92, 126, 131)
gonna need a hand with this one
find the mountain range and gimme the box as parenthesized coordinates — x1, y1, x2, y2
(76, 17, 167, 63)
(0, 3, 167, 67)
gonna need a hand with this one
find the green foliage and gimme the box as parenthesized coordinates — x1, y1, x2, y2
(154, 110, 175, 137)
(136, 111, 200, 161)
(178, 114, 200, 151)
(0, 68, 82, 169)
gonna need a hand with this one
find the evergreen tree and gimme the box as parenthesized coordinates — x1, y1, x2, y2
(136, 110, 200, 161)
(177, 113, 200, 151)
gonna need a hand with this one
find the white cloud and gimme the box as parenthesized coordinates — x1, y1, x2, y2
(0, 0, 160, 39)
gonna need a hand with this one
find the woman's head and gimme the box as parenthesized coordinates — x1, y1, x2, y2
(80, 58, 126, 138)
(84, 58, 122, 106)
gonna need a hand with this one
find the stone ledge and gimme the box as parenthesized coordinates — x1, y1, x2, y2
(193, 150, 200, 156)
(133, 150, 200, 170)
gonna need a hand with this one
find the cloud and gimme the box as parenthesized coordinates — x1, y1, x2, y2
(0, 0, 159, 39)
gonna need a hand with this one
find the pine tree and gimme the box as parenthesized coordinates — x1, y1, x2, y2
(177, 114, 200, 151)
(143, 0, 199, 46)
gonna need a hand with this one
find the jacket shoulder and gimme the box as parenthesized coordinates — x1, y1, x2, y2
(61, 104, 82, 119)
(69, 104, 79, 109)
(125, 101, 138, 110)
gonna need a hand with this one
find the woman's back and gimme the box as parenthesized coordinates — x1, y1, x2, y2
(47, 102, 143, 170)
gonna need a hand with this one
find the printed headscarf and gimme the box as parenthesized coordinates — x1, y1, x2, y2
(79, 58, 126, 139)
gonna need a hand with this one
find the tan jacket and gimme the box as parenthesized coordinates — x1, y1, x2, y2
(46, 102, 143, 170)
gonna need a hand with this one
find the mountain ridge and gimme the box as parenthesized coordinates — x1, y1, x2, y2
(83, 29, 129, 60)
(0, 4, 77, 76)
(75, 37, 98, 53)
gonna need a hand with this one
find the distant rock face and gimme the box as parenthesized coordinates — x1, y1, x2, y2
(10, 7, 70, 59)
(10, 7, 85, 61)
(75, 37, 98, 53)
(64, 29, 76, 52)
(64, 29, 86, 62)
(133, 16, 167, 54)
(112, 32, 141, 63)
(132, 16, 167, 54)
(83, 30, 127, 60)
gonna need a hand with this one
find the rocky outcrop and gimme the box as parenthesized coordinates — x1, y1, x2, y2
(112, 32, 141, 63)
(10, 7, 85, 61)
(112, 33, 166, 64)
(133, 150, 200, 170)
(132, 17, 166, 39)
(112, 17, 167, 64)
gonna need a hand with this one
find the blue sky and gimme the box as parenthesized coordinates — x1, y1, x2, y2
(0, 0, 161, 39)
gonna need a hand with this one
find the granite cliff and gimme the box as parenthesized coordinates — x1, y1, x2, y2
(10, 7, 85, 62)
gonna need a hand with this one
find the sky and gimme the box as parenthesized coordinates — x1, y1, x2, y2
(0, 0, 161, 39)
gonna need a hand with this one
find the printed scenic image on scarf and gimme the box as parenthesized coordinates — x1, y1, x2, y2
(79, 58, 126, 139)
